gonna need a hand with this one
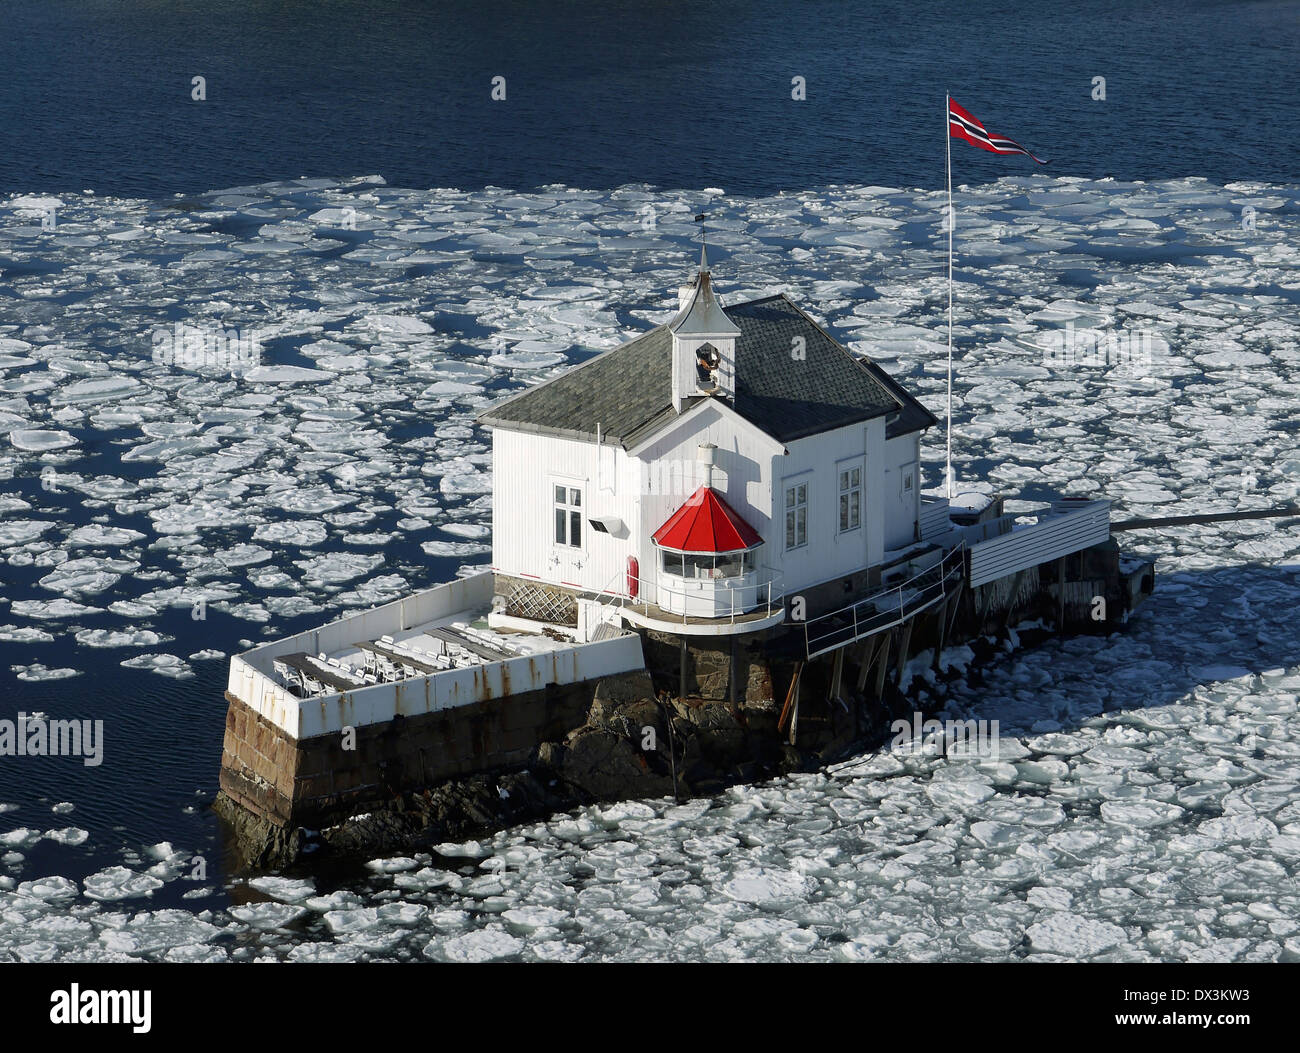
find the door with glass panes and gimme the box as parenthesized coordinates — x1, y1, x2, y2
(550, 480, 586, 586)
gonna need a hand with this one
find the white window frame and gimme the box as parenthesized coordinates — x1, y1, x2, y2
(900, 463, 916, 499)
(552, 480, 584, 550)
(783, 475, 809, 551)
(837, 457, 863, 534)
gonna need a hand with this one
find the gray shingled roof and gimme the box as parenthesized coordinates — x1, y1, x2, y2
(477, 292, 937, 447)
(477, 325, 673, 445)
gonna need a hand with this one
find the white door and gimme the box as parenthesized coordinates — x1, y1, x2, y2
(884, 461, 918, 550)
(550, 480, 587, 587)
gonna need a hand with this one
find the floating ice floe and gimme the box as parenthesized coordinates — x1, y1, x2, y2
(10, 664, 81, 682)
(38, 556, 137, 595)
(8, 429, 76, 452)
(0, 624, 55, 643)
(65, 525, 147, 547)
(246, 875, 316, 903)
(119, 653, 195, 679)
(75, 628, 167, 648)
(100, 910, 224, 957)
(427, 927, 524, 963)
(0, 828, 43, 850)
(43, 828, 90, 846)
(719, 868, 816, 909)
(294, 551, 383, 586)
(244, 365, 330, 384)
(0, 522, 54, 547)
(7, 595, 101, 618)
(228, 901, 309, 930)
(82, 867, 165, 902)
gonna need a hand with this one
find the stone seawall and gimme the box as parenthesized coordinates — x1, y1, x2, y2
(217, 678, 595, 833)
(215, 541, 1154, 870)
(639, 631, 777, 703)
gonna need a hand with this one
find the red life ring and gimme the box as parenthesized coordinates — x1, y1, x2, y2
(627, 556, 639, 599)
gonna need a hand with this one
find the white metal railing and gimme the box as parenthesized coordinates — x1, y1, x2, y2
(593, 564, 786, 625)
(239, 570, 495, 677)
(800, 542, 967, 659)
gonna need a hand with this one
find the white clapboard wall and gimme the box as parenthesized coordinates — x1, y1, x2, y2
(967, 500, 1111, 588)
(919, 497, 951, 540)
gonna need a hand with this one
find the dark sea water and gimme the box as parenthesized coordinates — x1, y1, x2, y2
(1, 0, 1296, 199)
(1, 0, 1298, 960)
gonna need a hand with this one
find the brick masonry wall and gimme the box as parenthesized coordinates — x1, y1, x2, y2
(220, 697, 300, 828)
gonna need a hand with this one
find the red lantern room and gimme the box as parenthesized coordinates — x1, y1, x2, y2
(651, 485, 765, 616)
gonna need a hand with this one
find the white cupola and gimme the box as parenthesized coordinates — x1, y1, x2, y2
(669, 245, 741, 412)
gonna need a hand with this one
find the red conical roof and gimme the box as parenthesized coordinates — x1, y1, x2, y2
(652, 485, 763, 553)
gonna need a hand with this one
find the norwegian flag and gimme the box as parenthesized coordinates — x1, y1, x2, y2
(948, 98, 1049, 165)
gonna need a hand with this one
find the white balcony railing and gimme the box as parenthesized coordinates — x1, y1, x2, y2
(595, 564, 786, 625)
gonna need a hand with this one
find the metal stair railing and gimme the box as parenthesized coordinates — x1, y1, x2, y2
(801, 542, 966, 659)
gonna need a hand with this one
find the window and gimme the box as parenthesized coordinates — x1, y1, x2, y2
(728, 551, 757, 577)
(662, 550, 755, 579)
(553, 484, 582, 548)
(838, 464, 862, 533)
(684, 553, 716, 579)
(784, 481, 808, 549)
(903, 469, 915, 494)
(695, 342, 719, 385)
(714, 551, 744, 578)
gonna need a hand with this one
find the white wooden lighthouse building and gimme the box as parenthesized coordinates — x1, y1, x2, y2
(216, 251, 1134, 836)
(217, 249, 1138, 835)
(478, 251, 940, 636)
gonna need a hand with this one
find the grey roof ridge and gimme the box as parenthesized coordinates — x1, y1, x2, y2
(477, 290, 936, 445)
(479, 289, 797, 429)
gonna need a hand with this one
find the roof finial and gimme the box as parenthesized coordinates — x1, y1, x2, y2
(694, 213, 709, 273)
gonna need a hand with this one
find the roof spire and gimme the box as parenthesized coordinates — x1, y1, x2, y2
(695, 212, 709, 273)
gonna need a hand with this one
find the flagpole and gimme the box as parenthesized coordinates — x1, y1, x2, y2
(945, 93, 955, 500)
